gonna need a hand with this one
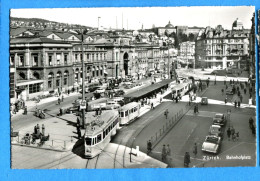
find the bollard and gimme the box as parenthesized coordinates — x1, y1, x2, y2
(160, 129, 162, 136)
(52, 140, 53, 146)
(156, 132, 157, 140)
(163, 126, 165, 132)
(175, 115, 176, 121)
(177, 112, 178, 118)
(64, 141, 66, 150)
(166, 122, 168, 128)
(172, 117, 174, 124)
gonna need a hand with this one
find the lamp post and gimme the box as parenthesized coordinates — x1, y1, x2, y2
(80, 29, 86, 129)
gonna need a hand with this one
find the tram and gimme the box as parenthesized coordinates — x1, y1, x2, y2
(119, 102, 141, 125)
(83, 110, 119, 158)
(171, 82, 191, 97)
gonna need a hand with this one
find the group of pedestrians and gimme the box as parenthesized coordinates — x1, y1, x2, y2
(34, 123, 45, 136)
(162, 144, 171, 162)
(226, 126, 239, 141)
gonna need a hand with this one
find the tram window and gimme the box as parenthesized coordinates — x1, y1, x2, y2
(85, 137, 92, 145)
(97, 134, 102, 143)
(103, 131, 106, 139)
(95, 137, 97, 144)
(120, 112, 124, 117)
(125, 111, 128, 116)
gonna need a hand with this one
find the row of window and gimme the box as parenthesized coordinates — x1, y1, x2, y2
(75, 53, 107, 62)
(119, 106, 139, 118)
(48, 77, 68, 89)
(29, 83, 42, 94)
(85, 118, 119, 146)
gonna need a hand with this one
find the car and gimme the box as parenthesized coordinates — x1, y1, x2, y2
(105, 101, 121, 110)
(201, 97, 208, 105)
(201, 135, 221, 154)
(209, 125, 223, 139)
(111, 97, 125, 106)
(94, 87, 106, 94)
(89, 86, 100, 92)
(114, 90, 125, 97)
(226, 87, 234, 95)
(213, 113, 226, 127)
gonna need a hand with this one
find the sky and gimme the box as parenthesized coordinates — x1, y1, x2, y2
(11, 6, 255, 30)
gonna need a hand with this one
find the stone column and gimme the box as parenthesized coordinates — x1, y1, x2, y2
(25, 48, 30, 66)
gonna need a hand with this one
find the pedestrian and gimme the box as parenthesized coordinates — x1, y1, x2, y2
(224, 79, 226, 85)
(193, 143, 197, 157)
(225, 96, 228, 104)
(58, 98, 61, 105)
(227, 127, 231, 141)
(151, 102, 154, 109)
(162, 145, 167, 162)
(175, 96, 178, 103)
(249, 117, 254, 129)
(231, 127, 235, 139)
(68, 89, 70, 95)
(164, 109, 169, 119)
(238, 100, 241, 108)
(61, 94, 64, 102)
(36, 124, 40, 135)
(76, 123, 81, 138)
(230, 79, 232, 85)
(244, 88, 247, 94)
(23, 106, 27, 115)
(237, 91, 241, 97)
(194, 105, 197, 114)
(42, 124, 45, 136)
(221, 88, 224, 96)
(77, 87, 79, 92)
(147, 140, 152, 154)
(184, 152, 191, 167)
(234, 100, 237, 108)
(34, 125, 37, 134)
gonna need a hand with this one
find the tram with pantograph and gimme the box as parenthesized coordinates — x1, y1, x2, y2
(83, 110, 119, 158)
(119, 102, 141, 125)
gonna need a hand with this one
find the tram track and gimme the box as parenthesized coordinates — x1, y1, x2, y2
(114, 140, 122, 168)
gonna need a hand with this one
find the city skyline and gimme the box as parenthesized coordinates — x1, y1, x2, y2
(11, 6, 254, 30)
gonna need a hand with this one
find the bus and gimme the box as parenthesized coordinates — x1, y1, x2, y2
(119, 102, 141, 125)
(83, 110, 119, 158)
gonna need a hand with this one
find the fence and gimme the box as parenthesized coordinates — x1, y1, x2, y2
(149, 101, 194, 149)
(11, 131, 76, 151)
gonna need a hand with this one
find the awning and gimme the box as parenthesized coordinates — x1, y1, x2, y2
(17, 79, 44, 86)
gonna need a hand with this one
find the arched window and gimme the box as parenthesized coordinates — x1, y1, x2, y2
(56, 71, 62, 87)
(33, 72, 40, 79)
(64, 70, 69, 86)
(48, 72, 54, 89)
(19, 72, 26, 80)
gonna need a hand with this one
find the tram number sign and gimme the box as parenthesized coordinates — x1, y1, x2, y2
(80, 100, 87, 110)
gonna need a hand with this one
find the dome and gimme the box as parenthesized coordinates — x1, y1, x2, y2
(165, 21, 174, 28)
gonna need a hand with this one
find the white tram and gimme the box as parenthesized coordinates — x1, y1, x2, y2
(171, 82, 191, 97)
(119, 102, 141, 125)
(83, 110, 119, 158)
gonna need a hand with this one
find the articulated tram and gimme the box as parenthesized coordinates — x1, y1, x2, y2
(83, 110, 119, 158)
(119, 102, 141, 125)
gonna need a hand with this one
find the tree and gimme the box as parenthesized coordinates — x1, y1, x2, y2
(188, 33, 195, 42)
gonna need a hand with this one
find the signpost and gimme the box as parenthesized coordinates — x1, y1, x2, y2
(80, 100, 87, 110)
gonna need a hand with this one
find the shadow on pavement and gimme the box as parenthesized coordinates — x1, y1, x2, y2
(72, 138, 85, 159)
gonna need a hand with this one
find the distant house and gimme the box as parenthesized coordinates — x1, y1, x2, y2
(10, 28, 35, 38)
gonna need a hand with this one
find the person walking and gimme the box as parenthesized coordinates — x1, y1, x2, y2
(58, 97, 61, 105)
(166, 144, 171, 157)
(61, 94, 64, 102)
(221, 88, 224, 96)
(36, 124, 40, 135)
(23, 106, 27, 115)
(244, 88, 247, 94)
(251, 124, 256, 136)
(184, 152, 191, 167)
(238, 100, 241, 108)
(240, 95, 243, 103)
(151, 102, 154, 110)
(76, 123, 81, 139)
(147, 140, 152, 154)
(225, 96, 228, 104)
(42, 124, 45, 136)
(34, 125, 37, 135)
(249, 117, 254, 129)
(193, 143, 198, 157)
(231, 127, 235, 140)
(227, 127, 231, 141)
(234, 100, 237, 108)
(164, 109, 169, 119)
(162, 145, 167, 162)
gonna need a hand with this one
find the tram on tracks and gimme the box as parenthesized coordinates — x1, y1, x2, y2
(171, 82, 192, 97)
(83, 110, 119, 158)
(119, 102, 141, 125)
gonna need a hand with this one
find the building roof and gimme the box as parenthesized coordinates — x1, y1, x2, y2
(10, 27, 33, 36)
(10, 37, 71, 44)
(165, 21, 174, 28)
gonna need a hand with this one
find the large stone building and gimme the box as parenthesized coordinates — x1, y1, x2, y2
(195, 19, 250, 69)
(10, 32, 167, 102)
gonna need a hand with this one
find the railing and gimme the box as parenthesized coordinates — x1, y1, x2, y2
(11, 131, 76, 151)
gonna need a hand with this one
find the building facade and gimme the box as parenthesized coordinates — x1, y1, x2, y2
(178, 41, 195, 68)
(195, 19, 250, 69)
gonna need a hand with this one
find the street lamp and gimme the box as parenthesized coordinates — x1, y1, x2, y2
(80, 29, 86, 129)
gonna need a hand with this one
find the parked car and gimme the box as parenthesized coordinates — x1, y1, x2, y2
(213, 113, 226, 127)
(201, 135, 221, 154)
(89, 86, 100, 92)
(226, 87, 234, 95)
(209, 125, 223, 139)
(201, 97, 208, 105)
(94, 87, 106, 94)
(105, 101, 121, 110)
